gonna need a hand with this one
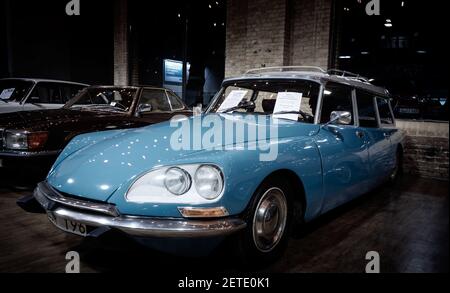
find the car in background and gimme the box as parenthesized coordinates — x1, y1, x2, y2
(393, 91, 448, 121)
(0, 78, 89, 114)
(19, 67, 405, 263)
(393, 95, 422, 119)
(0, 85, 191, 186)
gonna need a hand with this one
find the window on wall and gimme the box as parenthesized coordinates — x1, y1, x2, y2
(333, 0, 448, 121)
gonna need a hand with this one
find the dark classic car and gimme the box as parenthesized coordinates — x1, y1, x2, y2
(0, 86, 191, 185)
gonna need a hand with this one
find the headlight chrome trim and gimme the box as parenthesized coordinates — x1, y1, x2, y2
(125, 163, 225, 204)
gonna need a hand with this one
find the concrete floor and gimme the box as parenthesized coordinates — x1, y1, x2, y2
(0, 175, 448, 273)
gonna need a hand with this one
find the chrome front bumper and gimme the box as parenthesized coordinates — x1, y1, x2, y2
(33, 182, 247, 238)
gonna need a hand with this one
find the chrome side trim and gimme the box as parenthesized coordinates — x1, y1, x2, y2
(35, 182, 120, 217)
(0, 150, 61, 157)
(34, 182, 247, 238)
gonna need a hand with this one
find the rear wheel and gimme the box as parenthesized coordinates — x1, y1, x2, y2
(389, 148, 403, 182)
(235, 177, 295, 266)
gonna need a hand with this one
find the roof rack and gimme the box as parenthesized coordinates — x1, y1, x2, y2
(245, 66, 326, 75)
(327, 69, 371, 83)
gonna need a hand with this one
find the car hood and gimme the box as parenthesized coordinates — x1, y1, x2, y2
(0, 108, 121, 131)
(48, 113, 319, 202)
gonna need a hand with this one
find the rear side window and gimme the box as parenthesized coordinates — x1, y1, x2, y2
(356, 90, 378, 128)
(29, 82, 63, 104)
(167, 91, 185, 110)
(376, 97, 394, 125)
(320, 82, 354, 124)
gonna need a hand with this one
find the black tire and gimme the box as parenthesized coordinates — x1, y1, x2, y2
(234, 176, 295, 267)
(389, 148, 403, 183)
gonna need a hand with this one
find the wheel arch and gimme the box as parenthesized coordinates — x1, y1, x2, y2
(245, 169, 307, 224)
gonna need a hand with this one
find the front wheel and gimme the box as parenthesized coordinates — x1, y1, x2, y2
(235, 178, 294, 266)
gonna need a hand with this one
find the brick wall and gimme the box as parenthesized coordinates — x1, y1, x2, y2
(113, 0, 129, 86)
(289, 0, 332, 69)
(225, 0, 332, 77)
(397, 120, 449, 181)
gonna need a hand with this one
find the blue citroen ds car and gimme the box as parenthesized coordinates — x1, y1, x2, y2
(20, 67, 405, 262)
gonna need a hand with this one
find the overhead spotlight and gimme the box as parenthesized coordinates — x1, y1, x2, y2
(416, 50, 427, 54)
(384, 19, 393, 27)
(361, 51, 370, 55)
(339, 56, 351, 59)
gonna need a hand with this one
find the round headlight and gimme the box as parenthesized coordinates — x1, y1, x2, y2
(164, 167, 191, 195)
(194, 165, 224, 200)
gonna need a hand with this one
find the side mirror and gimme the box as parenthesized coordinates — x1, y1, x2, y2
(138, 103, 153, 114)
(330, 111, 352, 125)
(327, 111, 352, 126)
(193, 103, 203, 116)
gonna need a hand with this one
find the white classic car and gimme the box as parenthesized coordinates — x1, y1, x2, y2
(0, 78, 89, 114)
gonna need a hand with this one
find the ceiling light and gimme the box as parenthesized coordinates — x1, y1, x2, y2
(339, 55, 351, 59)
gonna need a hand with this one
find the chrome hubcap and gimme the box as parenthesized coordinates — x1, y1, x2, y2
(252, 187, 288, 253)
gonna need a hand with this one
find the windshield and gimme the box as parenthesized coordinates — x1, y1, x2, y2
(207, 80, 321, 123)
(0, 80, 34, 102)
(64, 87, 137, 113)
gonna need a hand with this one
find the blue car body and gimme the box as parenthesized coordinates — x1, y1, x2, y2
(48, 113, 403, 220)
(26, 68, 405, 255)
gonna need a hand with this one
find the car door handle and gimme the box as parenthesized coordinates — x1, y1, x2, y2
(356, 131, 365, 139)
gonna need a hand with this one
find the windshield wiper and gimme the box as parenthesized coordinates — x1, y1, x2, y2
(272, 110, 312, 120)
(219, 101, 256, 113)
(71, 104, 126, 112)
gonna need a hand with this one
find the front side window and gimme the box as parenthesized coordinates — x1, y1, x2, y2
(208, 80, 320, 123)
(376, 97, 394, 125)
(356, 90, 378, 128)
(320, 83, 354, 124)
(0, 80, 34, 102)
(139, 89, 172, 112)
(65, 87, 137, 113)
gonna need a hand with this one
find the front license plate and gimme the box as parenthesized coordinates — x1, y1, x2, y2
(47, 212, 88, 237)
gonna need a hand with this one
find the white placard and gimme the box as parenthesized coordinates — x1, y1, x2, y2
(217, 90, 248, 113)
(0, 88, 15, 100)
(273, 92, 303, 121)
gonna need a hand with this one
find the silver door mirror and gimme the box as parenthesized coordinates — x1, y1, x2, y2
(193, 104, 202, 116)
(138, 104, 153, 113)
(330, 111, 352, 125)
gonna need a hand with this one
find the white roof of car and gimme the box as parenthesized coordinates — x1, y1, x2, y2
(0, 78, 89, 86)
(224, 66, 390, 97)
